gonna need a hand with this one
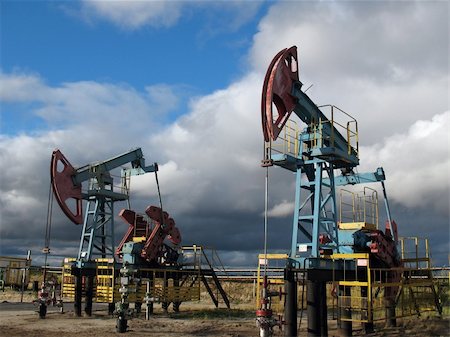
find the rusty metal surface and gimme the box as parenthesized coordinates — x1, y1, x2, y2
(50, 149, 82, 224)
(261, 46, 299, 142)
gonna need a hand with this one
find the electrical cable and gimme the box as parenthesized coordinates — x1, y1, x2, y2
(43, 181, 54, 282)
(154, 167, 165, 226)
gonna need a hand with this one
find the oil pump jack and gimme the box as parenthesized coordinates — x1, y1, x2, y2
(50, 148, 158, 316)
(258, 46, 403, 337)
(51, 148, 229, 330)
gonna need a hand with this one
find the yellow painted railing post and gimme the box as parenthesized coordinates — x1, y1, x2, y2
(400, 238, 405, 260)
(256, 255, 261, 309)
(367, 258, 372, 323)
(415, 237, 419, 269)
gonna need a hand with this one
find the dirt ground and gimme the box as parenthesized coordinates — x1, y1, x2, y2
(0, 290, 448, 336)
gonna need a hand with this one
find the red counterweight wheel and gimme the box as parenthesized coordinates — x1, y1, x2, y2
(50, 149, 83, 224)
(261, 46, 299, 142)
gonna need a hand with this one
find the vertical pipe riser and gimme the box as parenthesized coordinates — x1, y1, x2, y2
(74, 275, 82, 317)
(85, 275, 94, 316)
(284, 268, 297, 337)
(319, 282, 328, 337)
(307, 280, 321, 337)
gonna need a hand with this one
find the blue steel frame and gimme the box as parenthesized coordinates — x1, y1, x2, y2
(77, 192, 120, 264)
(72, 149, 156, 269)
(267, 85, 360, 268)
(290, 134, 339, 264)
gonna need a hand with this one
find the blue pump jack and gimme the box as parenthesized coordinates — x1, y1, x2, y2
(261, 46, 400, 337)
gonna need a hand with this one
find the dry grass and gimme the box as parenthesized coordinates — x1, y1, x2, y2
(0, 288, 36, 303)
(0, 283, 449, 337)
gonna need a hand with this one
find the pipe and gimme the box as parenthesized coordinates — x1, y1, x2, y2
(145, 281, 151, 320)
(74, 274, 82, 317)
(307, 280, 321, 337)
(85, 275, 94, 316)
(319, 281, 328, 337)
(284, 268, 297, 337)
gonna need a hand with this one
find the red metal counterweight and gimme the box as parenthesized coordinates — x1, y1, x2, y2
(116, 205, 182, 263)
(141, 206, 181, 262)
(116, 209, 149, 257)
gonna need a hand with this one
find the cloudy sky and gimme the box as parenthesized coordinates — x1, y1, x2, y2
(1, 1, 448, 267)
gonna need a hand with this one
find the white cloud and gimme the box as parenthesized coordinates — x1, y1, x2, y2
(0, 72, 181, 138)
(131, 72, 267, 214)
(81, 1, 184, 29)
(250, 1, 447, 79)
(360, 111, 450, 214)
(0, 71, 49, 101)
(130, 160, 207, 214)
(79, 1, 262, 31)
(145, 84, 180, 115)
(266, 200, 295, 218)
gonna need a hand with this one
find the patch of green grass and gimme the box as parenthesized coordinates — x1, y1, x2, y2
(169, 308, 255, 320)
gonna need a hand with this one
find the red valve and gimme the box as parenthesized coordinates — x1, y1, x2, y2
(262, 46, 299, 142)
(50, 149, 82, 224)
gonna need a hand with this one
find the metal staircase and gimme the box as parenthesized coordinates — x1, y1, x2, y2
(181, 246, 230, 308)
(398, 237, 443, 316)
